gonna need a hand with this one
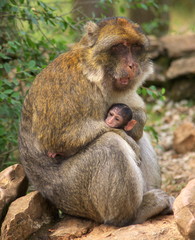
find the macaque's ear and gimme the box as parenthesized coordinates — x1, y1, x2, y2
(124, 120, 137, 131)
(83, 21, 99, 47)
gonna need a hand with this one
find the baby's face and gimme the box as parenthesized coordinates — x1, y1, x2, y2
(105, 107, 124, 128)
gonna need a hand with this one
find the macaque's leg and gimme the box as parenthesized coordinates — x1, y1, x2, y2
(138, 132, 161, 191)
(133, 132, 175, 224)
(55, 132, 144, 226)
(133, 189, 175, 224)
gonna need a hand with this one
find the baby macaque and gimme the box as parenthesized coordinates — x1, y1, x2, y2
(48, 103, 137, 158)
(105, 103, 137, 131)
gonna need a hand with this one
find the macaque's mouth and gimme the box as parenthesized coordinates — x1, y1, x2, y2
(118, 78, 129, 85)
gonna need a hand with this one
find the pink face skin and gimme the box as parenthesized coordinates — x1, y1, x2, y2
(105, 107, 124, 128)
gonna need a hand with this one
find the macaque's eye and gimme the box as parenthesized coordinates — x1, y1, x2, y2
(111, 43, 127, 54)
(131, 44, 144, 56)
(115, 117, 120, 121)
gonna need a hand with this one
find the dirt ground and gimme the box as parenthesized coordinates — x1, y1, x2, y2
(148, 99, 195, 197)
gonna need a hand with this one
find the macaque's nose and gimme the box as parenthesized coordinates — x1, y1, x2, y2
(106, 117, 115, 125)
(107, 117, 113, 124)
(128, 61, 138, 70)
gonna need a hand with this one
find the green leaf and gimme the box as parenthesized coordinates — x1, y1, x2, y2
(149, 85, 156, 91)
(9, 0, 17, 5)
(140, 3, 148, 10)
(0, 53, 11, 60)
(28, 60, 36, 68)
(146, 89, 153, 96)
(142, 88, 147, 96)
(38, 1, 47, 9)
(0, 93, 7, 100)
(11, 92, 20, 99)
(4, 89, 13, 94)
(3, 63, 12, 73)
(161, 88, 166, 94)
(31, 17, 38, 25)
(144, 126, 159, 142)
(120, 6, 125, 13)
(0, 0, 7, 8)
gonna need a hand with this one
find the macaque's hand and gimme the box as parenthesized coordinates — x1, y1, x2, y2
(48, 152, 57, 158)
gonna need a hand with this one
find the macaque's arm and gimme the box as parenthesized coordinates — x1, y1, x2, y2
(110, 127, 141, 166)
(48, 119, 141, 165)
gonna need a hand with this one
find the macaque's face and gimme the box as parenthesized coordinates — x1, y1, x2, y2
(105, 107, 124, 128)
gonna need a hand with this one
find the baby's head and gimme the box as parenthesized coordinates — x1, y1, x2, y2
(105, 103, 136, 131)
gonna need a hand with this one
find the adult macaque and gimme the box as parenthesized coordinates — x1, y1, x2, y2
(19, 17, 174, 226)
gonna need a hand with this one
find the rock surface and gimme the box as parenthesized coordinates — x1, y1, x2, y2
(161, 34, 195, 58)
(173, 121, 195, 154)
(0, 164, 28, 223)
(166, 56, 195, 79)
(1, 191, 57, 240)
(146, 34, 195, 100)
(170, 79, 195, 101)
(173, 179, 195, 240)
(148, 35, 164, 59)
(29, 215, 183, 240)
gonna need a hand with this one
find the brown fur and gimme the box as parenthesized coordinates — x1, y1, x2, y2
(19, 17, 173, 227)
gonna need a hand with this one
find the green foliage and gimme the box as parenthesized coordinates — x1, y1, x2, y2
(144, 125, 159, 142)
(138, 85, 166, 101)
(0, 0, 75, 170)
(138, 85, 166, 142)
(116, 0, 169, 36)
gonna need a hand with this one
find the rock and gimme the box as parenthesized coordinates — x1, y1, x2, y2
(166, 56, 195, 79)
(50, 217, 98, 239)
(148, 35, 164, 59)
(0, 164, 28, 223)
(170, 79, 195, 101)
(173, 179, 195, 240)
(1, 191, 57, 240)
(79, 216, 182, 240)
(28, 215, 183, 240)
(161, 34, 195, 58)
(28, 216, 98, 240)
(173, 122, 195, 154)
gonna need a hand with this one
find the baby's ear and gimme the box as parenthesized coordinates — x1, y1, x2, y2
(124, 120, 137, 131)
